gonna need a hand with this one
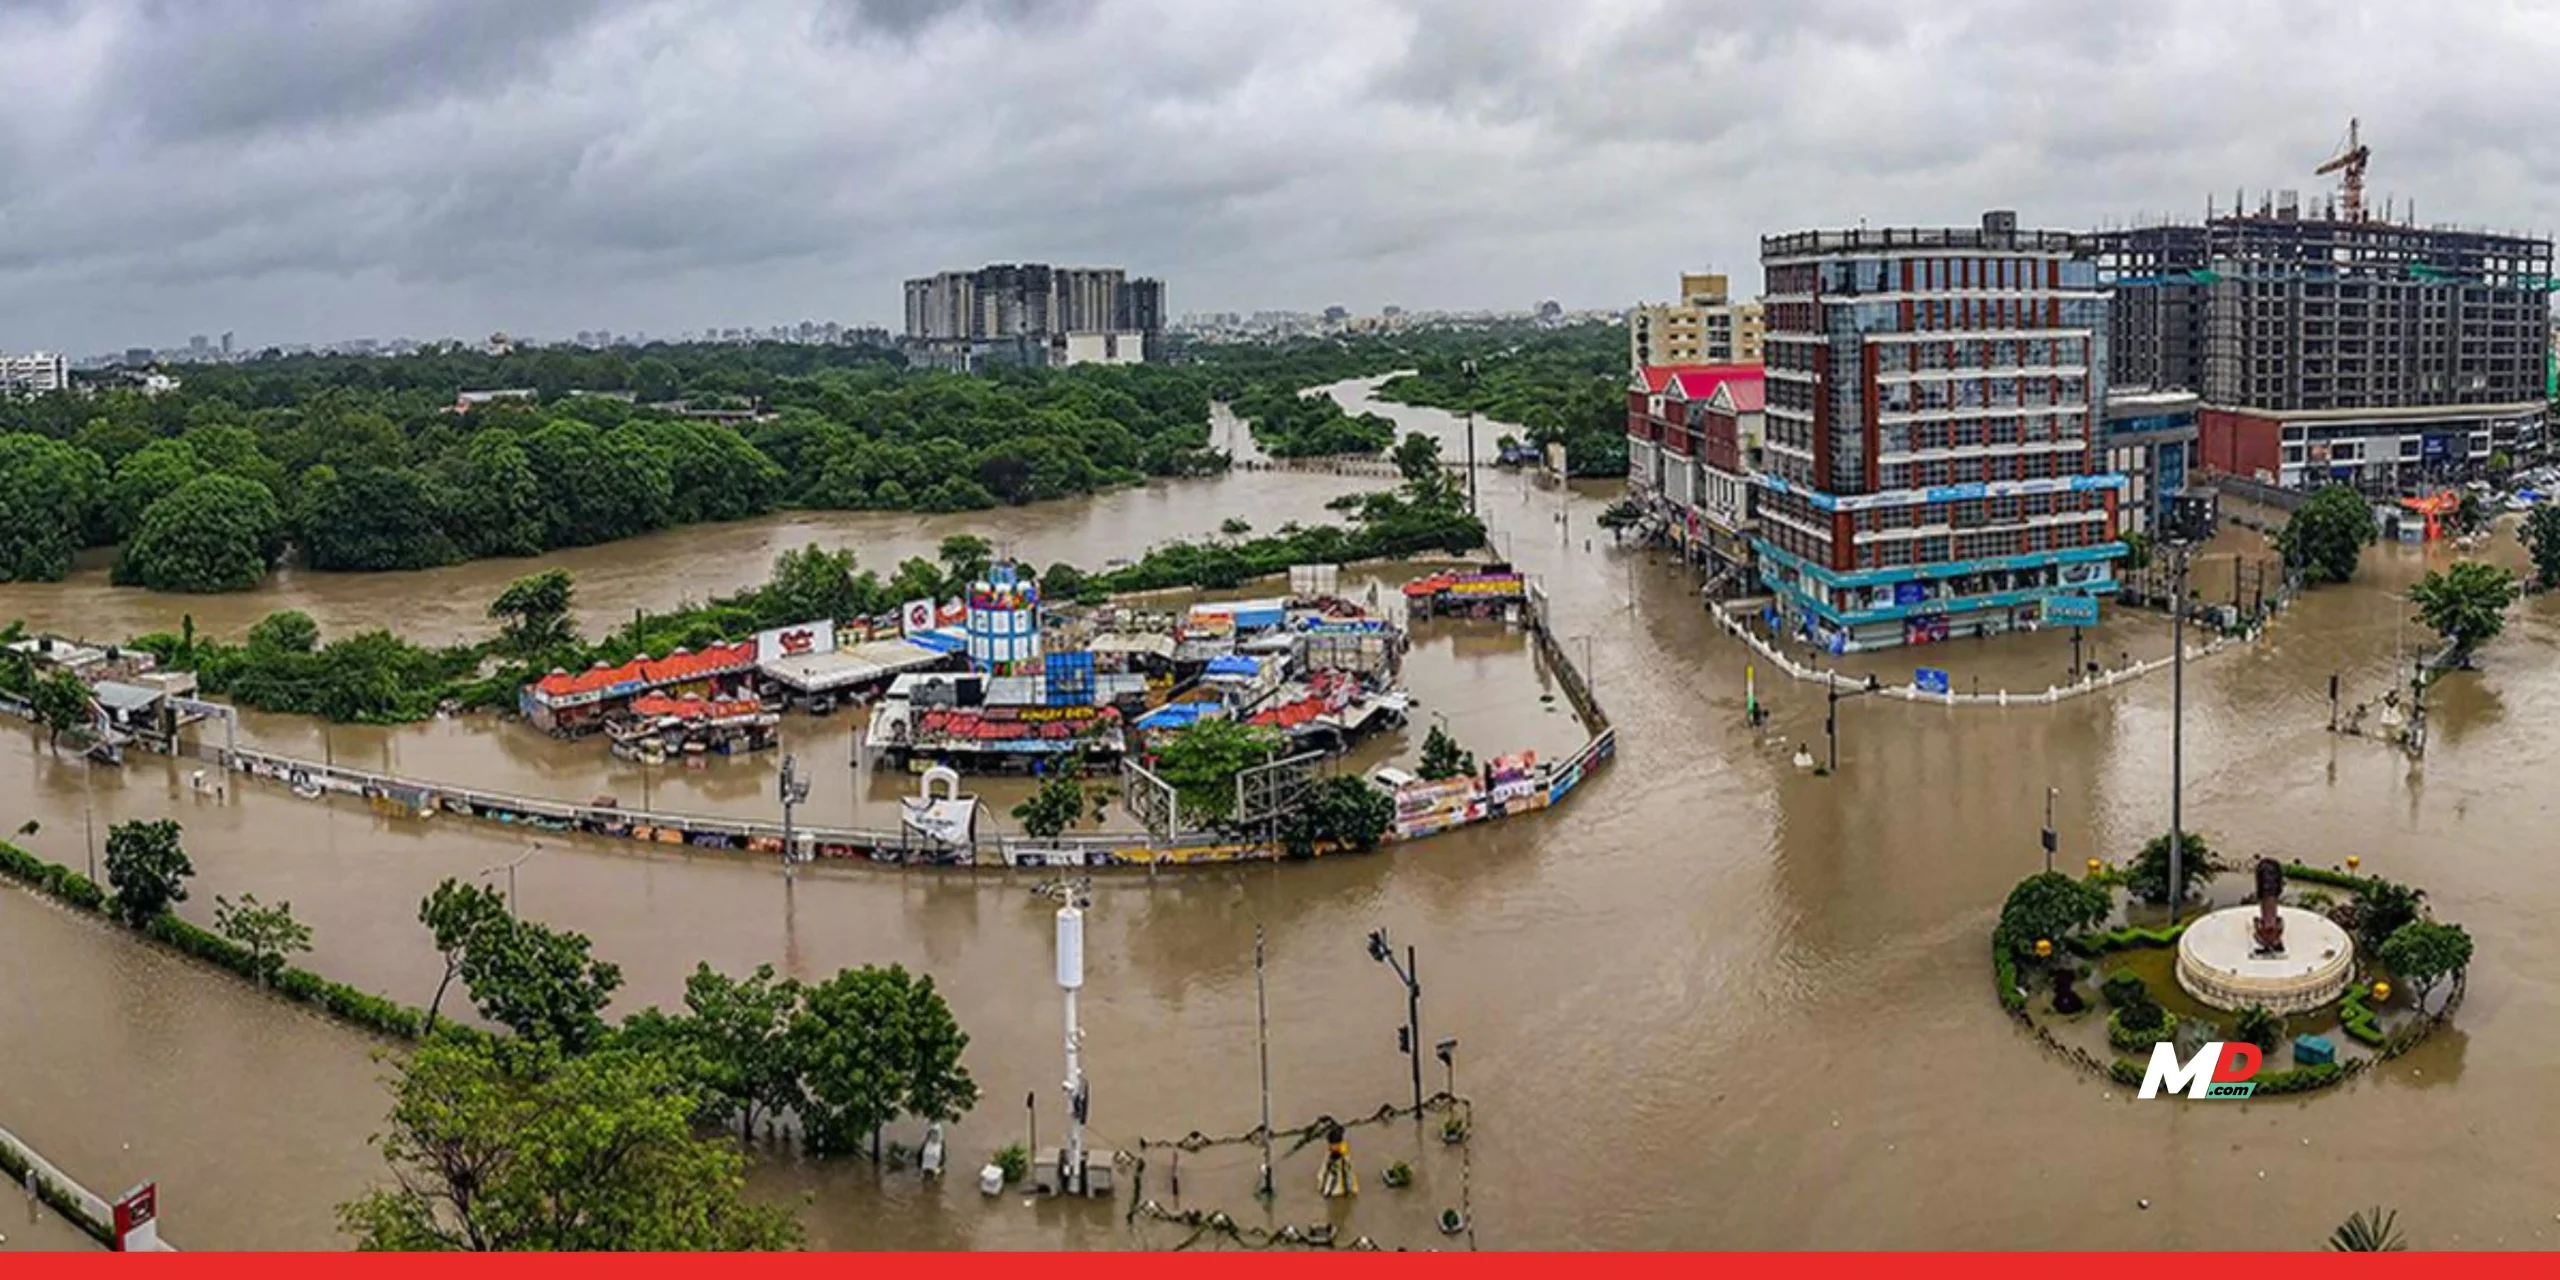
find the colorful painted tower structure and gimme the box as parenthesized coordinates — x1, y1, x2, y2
(966, 562, 1042, 675)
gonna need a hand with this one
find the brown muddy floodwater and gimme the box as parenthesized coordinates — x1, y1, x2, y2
(4, 380, 2559, 1250)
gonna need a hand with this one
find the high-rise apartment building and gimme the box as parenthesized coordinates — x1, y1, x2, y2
(0, 351, 70, 397)
(903, 263, 1165, 370)
(1628, 273, 1765, 369)
(2100, 210, 2552, 490)
(1754, 212, 2124, 652)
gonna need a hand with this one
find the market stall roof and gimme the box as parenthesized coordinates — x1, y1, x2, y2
(1189, 599, 1287, 631)
(983, 674, 1151, 707)
(89, 680, 165, 715)
(1087, 633, 1177, 661)
(532, 640, 759, 707)
(1204, 654, 1260, 679)
(763, 632, 963, 694)
(1136, 701, 1220, 730)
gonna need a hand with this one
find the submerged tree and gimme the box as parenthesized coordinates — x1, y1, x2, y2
(2327, 1207, 2408, 1252)
(2408, 559, 2518, 666)
(2123, 830, 2230, 907)
(2276, 485, 2378, 586)
(337, 1037, 802, 1251)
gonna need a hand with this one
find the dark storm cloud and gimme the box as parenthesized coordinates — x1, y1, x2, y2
(3, 0, 2557, 352)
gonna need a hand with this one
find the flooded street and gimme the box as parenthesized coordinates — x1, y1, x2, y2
(5, 380, 2560, 1249)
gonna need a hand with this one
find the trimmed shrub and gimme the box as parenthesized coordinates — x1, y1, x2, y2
(2101, 970, 2148, 1008)
(2254, 1062, 2343, 1095)
(2108, 1058, 2146, 1088)
(2069, 922, 2188, 956)
(2281, 863, 2374, 892)
(2108, 1004, 2179, 1052)
(1994, 941, 2025, 1013)
(0, 841, 109, 913)
(2338, 986, 2386, 1047)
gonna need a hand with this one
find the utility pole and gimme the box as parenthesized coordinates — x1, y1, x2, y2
(1462, 358, 1480, 517)
(1825, 674, 1882, 775)
(1366, 928, 1423, 1113)
(1255, 924, 1275, 1199)
(2071, 626, 2084, 683)
(2169, 535, 2188, 926)
(777, 753, 812, 866)
(2041, 787, 2059, 874)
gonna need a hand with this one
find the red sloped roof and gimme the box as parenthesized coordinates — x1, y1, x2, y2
(530, 640, 759, 702)
(1717, 377, 1767, 413)
(1667, 364, 1763, 403)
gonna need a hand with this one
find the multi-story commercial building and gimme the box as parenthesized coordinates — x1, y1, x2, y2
(1625, 364, 1766, 588)
(2102, 389, 2200, 539)
(1753, 212, 2125, 652)
(0, 352, 70, 396)
(2099, 209, 2552, 491)
(902, 263, 1164, 371)
(1627, 273, 1764, 370)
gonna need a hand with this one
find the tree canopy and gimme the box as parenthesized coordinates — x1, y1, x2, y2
(1995, 871, 2110, 957)
(2408, 560, 2517, 664)
(2520, 505, 2560, 590)
(336, 1037, 802, 1252)
(1151, 718, 1285, 829)
(104, 818, 195, 925)
(2124, 830, 2229, 907)
(2276, 485, 2378, 586)
(790, 965, 978, 1160)
(116, 472, 284, 592)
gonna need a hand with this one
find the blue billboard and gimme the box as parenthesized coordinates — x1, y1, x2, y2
(1915, 668, 1951, 695)
(2044, 595, 2100, 627)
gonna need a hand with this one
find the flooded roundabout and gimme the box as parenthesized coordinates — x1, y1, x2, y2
(5, 380, 2560, 1249)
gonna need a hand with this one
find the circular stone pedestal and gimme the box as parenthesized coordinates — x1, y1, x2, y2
(2175, 906, 2353, 1014)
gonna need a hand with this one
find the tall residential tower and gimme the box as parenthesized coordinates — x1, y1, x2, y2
(1754, 211, 2124, 652)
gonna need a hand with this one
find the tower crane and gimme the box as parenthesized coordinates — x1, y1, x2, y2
(2315, 117, 2371, 222)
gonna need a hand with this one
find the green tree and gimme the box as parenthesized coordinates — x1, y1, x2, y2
(1994, 870, 2110, 958)
(1040, 562, 1089, 601)
(444, 430, 546, 559)
(103, 438, 204, 542)
(2327, 1207, 2407, 1252)
(1150, 717, 1284, 829)
(2378, 919, 2473, 1009)
(0, 433, 108, 582)
(1276, 775, 1395, 858)
(1390, 432, 1455, 506)
(1418, 723, 1475, 781)
(2346, 877, 2425, 955)
(790, 965, 979, 1160)
(297, 465, 461, 572)
(2276, 485, 2378, 586)
(488, 569, 577, 658)
(2117, 530, 2154, 573)
(632, 356, 683, 404)
(29, 667, 93, 755)
(936, 534, 993, 592)
(456, 914, 625, 1053)
(1011, 773, 1086, 840)
(2521, 504, 2560, 590)
(636, 962, 809, 1142)
(104, 818, 195, 925)
(337, 1037, 802, 1251)
(246, 609, 321, 655)
(2408, 559, 2518, 665)
(759, 544, 870, 626)
(117, 472, 284, 592)
(2230, 1005, 2282, 1054)
(419, 878, 512, 1034)
(214, 892, 314, 986)
(2123, 830, 2230, 906)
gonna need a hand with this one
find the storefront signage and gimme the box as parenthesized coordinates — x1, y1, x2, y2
(755, 622, 836, 664)
(2044, 595, 2100, 626)
(1304, 619, 1389, 634)
(901, 599, 934, 636)
(1757, 471, 2127, 513)
(1445, 575, 1526, 598)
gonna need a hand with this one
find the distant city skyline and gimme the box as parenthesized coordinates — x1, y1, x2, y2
(7, 1, 2560, 352)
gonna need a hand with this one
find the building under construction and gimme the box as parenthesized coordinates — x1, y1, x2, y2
(2097, 121, 2553, 493)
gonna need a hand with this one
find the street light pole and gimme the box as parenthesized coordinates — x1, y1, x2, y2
(1255, 924, 1274, 1199)
(778, 754, 812, 865)
(1462, 359, 1480, 518)
(478, 841, 541, 919)
(2042, 787, 2059, 875)
(2168, 533, 2192, 926)
(1366, 928, 1423, 1114)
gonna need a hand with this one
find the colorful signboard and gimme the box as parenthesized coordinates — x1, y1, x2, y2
(1756, 471, 2128, 513)
(900, 599, 935, 636)
(1915, 668, 1951, 695)
(754, 621, 836, 664)
(2043, 595, 2101, 627)
(1445, 574, 1526, 598)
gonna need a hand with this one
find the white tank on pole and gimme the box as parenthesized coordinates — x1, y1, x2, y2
(1057, 900, 1086, 1195)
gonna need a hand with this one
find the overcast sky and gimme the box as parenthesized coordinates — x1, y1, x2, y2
(4, 0, 2556, 353)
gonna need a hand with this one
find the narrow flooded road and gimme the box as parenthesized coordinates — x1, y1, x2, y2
(5, 380, 2558, 1249)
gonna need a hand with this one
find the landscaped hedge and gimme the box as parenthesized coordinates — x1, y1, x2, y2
(2107, 1007, 2180, 1052)
(1994, 940, 2025, 1013)
(2108, 1058, 2145, 1087)
(0, 841, 109, 913)
(4, 840, 434, 1043)
(2253, 1062, 2343, 1095)
(2070, 922, 2188, 956)
(0, 1137, 112, 1245)
(2338, 985, 2386, 1046)
(2281, 863, 2375, 893)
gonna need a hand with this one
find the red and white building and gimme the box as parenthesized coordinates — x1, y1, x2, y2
(1625, 363, 1767, 585)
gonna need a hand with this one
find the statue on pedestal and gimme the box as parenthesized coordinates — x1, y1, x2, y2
(2250, 857, 2286, 957)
